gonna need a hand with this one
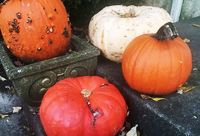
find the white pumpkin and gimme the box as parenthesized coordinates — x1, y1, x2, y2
(89, 5, 173, 63)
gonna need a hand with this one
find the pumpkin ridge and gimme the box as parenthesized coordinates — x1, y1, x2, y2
(140, 38, 158, 93)
(149, 23, 179, 94)
(89, 93, 126, 135)
(91, 88, 126, 112)
(154, 40, 173, 94)
(153, 39, 162, 94)
(125, 39, 142, 88)
(41, 89, 65, 112)
(129, 36, 152, 90)
(42, 82, 84, 111)
(64, 78, 84, 92)
(103, 18, 117, 58)
(166, 43, 174, 94)
(174, 41, 185, 89)
(175, 37, 191, 51)
(160, 42, 174, 94)
(42, 92, 85, 135)
(167, 41, 187, 93)
(62, 97, 89, 135)
(101, 29, 105, 54)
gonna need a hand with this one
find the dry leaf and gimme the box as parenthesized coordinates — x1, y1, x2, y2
(9, 90, 16, 95)
(191, 23, 200, 27)
(0, 76, 6, 81)
(192, 116, 198, 119)
(104, 76, 109, 81)
(126, 124, 138, 136)
(141, 94, 166, 101)
(183, 38, 190, 43)
(13, 107, 22, 113)
(0, 113, 9, 119)
(177, 86, 197, 94)
(193, 68, 198, 71)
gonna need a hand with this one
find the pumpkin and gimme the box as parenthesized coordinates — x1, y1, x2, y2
(0, 0, 71, 63)
(40, 76, 127, 136)
(89, 5, 173, 63)
(122, 22, 192, 95)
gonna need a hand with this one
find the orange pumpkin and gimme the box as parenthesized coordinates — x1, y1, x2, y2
(0, 0, 71, 63)
(122, 22, 192, 95)
(40, 76, 127, 136)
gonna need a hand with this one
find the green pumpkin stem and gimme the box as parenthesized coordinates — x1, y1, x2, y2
(151, 22, 179, 41)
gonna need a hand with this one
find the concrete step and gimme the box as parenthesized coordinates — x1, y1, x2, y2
(0, 66, 33, 136)
(95, 16, 200, 136)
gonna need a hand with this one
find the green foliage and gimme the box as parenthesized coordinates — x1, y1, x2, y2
(61, 0, 100, 9)
(61, 0, 140, 26)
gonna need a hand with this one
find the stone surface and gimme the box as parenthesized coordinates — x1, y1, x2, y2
(180, 0, 200, 20)
(0, 65, 33, 136)
(96, 56, 200, 136)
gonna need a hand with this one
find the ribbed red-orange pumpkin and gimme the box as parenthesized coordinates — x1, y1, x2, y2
(40, 76, 127, 136)
(0, 0, 71, 63)
(122, 22, 192, 95)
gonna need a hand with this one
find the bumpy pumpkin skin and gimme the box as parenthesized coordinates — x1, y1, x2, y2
(40, 76, 127, 136)
(122, 34, 192, 95)
(0, 0, 71, 63)
(89, 5, 173, 63)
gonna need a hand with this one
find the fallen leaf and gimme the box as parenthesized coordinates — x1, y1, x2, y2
(177, 86, 197, 94)
(23, 125, 34, 135)
(14, 60, 24, 66)
(13, 106, 22, 113)
(9, 90, 16, 95)
(126, 110, 130, 117)
(0, 113, 9, 119)
(5, 85, 11, 90)
(191, 23, 200, 27)
(126, 124, 139, 136)
(0, 76, 6, 81)
(141, 94, 166, 101)
(193, 68, 198, 71)
(192, 116, 198, 119)
(183, 38, 190, 43)
(104, 76, 109, 81)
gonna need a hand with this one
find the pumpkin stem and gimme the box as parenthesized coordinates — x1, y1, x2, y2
(81, 89, 91, 98)
(112, 8, 137, 18)
(151, 22, 179, 41)
(81, 89, 100, 127)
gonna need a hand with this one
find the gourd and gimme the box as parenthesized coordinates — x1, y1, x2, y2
(122, 22, 192, 95)
(89, 5, 173, 63)
(40, 76, 127, 136)
(0, 0, 71, 63)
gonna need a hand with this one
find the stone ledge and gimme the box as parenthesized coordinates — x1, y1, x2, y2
(96, 55, 200, 136)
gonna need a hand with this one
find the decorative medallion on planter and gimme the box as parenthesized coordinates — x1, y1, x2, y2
(0, 35, 100, 106)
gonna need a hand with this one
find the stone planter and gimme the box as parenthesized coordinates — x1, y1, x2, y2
(0, 35, 100, 106)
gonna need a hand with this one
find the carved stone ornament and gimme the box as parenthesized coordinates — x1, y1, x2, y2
(0, 35, 100, 106)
